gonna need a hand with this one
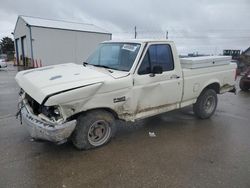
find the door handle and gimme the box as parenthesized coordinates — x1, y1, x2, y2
(170, 75, 180, 79)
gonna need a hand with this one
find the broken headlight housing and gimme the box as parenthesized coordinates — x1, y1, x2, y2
(40, 105, 62, 121)
(23, 92, 63, 122)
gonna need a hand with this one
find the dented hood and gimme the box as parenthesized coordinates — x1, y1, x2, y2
(15, 63, 121, 104)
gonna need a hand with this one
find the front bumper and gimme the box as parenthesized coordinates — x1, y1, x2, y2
(20, 103, 76, 143)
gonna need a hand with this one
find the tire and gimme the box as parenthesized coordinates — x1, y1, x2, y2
(71, 110, 116, 150)
(239, 78, 249, 91)
(193, 89, 218, 119)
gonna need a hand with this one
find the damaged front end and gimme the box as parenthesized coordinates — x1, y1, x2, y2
(17, 91, 76, 143)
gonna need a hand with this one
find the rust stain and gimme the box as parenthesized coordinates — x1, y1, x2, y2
(136, 103, 175, 114)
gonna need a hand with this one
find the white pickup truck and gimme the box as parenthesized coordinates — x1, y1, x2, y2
(15, 39, 236, 150)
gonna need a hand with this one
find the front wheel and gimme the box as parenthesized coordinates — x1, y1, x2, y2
(193, 89, 218, 119)
(71, 110, 116, 150)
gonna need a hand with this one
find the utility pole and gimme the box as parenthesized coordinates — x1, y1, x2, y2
(166, 30, 168, 39)
(134, 26, 137, 39)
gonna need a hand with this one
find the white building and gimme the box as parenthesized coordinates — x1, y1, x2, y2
(13, 16, 112, 67)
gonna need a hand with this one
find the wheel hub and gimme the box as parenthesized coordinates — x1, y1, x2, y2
(204, 96, 215, 113)
(88, 120, 111, 146)
(94, 127, 104, 137)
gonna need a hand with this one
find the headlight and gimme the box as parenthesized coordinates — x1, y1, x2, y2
(54, 108, 60, 115)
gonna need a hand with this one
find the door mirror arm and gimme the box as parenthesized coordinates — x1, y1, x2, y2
(149, 73, 155, 77)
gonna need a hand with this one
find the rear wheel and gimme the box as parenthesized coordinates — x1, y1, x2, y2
(239, 77, 249, 91)
(193, 89, 218, 119)
(71, 110, 116, 150)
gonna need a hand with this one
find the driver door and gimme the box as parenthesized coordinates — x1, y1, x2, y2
(132, 43, 182, 118)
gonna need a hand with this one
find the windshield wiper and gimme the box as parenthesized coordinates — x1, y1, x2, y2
(93, 64, 115, 73)
(83, 62, 112, 70)
(92, 64, 112, 69)
(83, 63, 127, 72)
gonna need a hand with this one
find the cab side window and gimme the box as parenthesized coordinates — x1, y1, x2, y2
(138, 44, 174, 75)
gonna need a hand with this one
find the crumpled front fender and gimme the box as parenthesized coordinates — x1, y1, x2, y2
(44, 83, 103, 106)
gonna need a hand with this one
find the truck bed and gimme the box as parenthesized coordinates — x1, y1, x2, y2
(180, 62, 236, 106)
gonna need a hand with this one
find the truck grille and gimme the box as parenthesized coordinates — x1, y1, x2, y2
(25, 94, 41, 115)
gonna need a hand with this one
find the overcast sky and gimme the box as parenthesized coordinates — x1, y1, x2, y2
(0, 0, 249, 54)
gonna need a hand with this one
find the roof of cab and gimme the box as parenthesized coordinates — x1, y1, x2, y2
(102, 39, 174, 44)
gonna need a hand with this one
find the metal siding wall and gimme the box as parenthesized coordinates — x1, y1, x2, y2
(14, 18, 28, 38)
(75, 32, 111, 63)
(17, 39, 22, 65)
(32, 27, 75, 66)
(14, 39, 19, 64)
(14, 18, 32, 60)
(31, 27, 111, 66)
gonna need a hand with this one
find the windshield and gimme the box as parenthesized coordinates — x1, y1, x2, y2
(86, 43, 141, 71)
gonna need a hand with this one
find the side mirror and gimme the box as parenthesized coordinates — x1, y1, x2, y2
(152, 65, 163, 74)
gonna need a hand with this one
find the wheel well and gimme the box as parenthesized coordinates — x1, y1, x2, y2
(204, 83, 220, 94)
(68, 107, 119, 121)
